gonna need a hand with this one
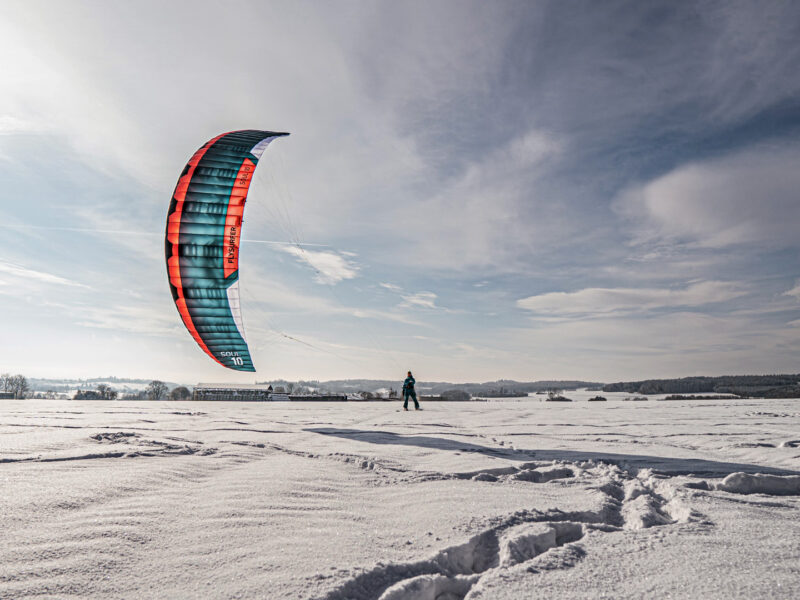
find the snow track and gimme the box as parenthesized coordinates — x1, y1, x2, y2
(316, 459, 696, 599)
(320, 521, 586, 600)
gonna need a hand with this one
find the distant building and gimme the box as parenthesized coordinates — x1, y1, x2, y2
(192, 383, 345, 402)
(0, 392, 15, 399)
(193, 383, 274, 401)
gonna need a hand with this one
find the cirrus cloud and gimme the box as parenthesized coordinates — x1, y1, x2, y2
(517, 280, 746, 318)
(0, 260, 89, 290)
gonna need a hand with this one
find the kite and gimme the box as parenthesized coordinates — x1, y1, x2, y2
(165, 129, 289, 371)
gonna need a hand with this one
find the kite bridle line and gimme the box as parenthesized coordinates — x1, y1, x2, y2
(237, 149, 405, 372)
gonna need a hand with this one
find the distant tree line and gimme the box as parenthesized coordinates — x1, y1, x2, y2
(478, 385, 527, 398)
(256, 378, 599, 396)
(122, 381, 189, 400)
(1, 373, 29, 398)
(603, 374, 800, 397)
(73, 381, 192, 401)
(440, 389, 470, 401)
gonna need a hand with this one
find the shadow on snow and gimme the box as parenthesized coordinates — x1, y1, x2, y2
(305, 428, 798, 477)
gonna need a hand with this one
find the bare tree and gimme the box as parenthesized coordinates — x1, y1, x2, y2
(169, 386, 191, 401)
(0, 373, 12, 393)
(146, 380, 168, 400)
(94, 384, 118, 400)
(10, 375, 29, 399)
(547, 388, 563, 401)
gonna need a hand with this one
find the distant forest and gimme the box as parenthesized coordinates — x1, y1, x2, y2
(603, 374, 800, 398)
(28, 376, 182, 394)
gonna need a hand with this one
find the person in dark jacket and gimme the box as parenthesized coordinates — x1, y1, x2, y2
(402, 371, 420, 411)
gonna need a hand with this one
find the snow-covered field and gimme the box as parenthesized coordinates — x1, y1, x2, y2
(1, 398, 799, 599)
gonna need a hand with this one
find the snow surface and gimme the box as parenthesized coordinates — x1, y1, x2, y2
(1, 398, 799, 598)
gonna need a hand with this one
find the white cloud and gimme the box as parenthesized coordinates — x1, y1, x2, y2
(517, 281, 746, 317)
(280, 246, 359, 285)
(379, 283, 454, 314)
(615, 144, 800, 249)
(785, 281, 800, 302)
(399, 291, 439, 310)
(0, 260, 88, 289)
(0, 115, 45, 135)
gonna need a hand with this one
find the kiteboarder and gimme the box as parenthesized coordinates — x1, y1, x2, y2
(402, 371, 420, 411)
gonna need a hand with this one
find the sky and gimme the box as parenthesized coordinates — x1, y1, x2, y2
(1, 0, 799, 385)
